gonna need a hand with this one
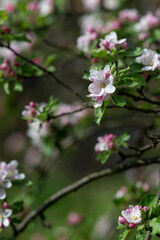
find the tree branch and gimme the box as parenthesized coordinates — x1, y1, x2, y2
(14, 156, 160, 236)
(0, 43, 86, 102)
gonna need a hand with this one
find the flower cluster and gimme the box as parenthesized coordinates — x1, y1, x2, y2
(119, 9, 139, 23)
(136, 49, 160, 71)
(0, 160, 25, 200)
(0, 203, 12, 229)
(27, 0, 54, 17)
(94, 134, 115, 153)
(87, 65, 115, 108)
(118, 205, 148, 228)
(99, 31, 127, 51)
(135, 12, 159, 33)
(55, 102, 89, 126)
(22, 101, 37, 122)
(0, 59, 19, 78)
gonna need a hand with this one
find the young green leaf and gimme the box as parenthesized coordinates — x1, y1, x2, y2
(119, 229, 131, 240)
(94, 100, 110, 125)
(111, 94, 126, 107)
(126, 48, 142, 57)
(149, 218, 160, 235)
(140, 194, 157, 208)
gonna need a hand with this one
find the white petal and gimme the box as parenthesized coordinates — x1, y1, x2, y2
(4, 209, 12, 218)
(2, 179, 12, 189)
(3, 218, 10, 227)
(0, 188, 6, 199)
(17, 173, 25, 180)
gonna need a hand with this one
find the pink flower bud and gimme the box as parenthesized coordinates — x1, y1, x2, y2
(91, 57, 98, 63)
(129, 223, 136, 228)
(10, 71, 15, 77)
(118, 216, 128, 225)
(67, 212, 83, 226)
(139, 206, 143, 210)
(108, 141, 114, 149)
(121, 42, 127, 50)
(14, 61, 19, 67)
(143, 206, 149, 211)
(3, 202, 10, 209)
(2, 27, 11, 34)
(29, 101, 36, 108)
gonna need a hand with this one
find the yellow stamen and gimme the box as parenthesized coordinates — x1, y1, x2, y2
(0, 215, 3, 220)
(132, 216, 137, 221)
(148, 62, 153, 66)
(100, 83, 105, 88)
(9, 171, 13, 176)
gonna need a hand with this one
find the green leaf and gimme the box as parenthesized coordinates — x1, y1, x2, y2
(140, 194, 157, 208)
(129, 63, 144, 72)
(3, 82, 10, 94)
(45, 54, 57, 65)
(117, 222, 126, 229)
(96, 151, 112, 164)
(134, 232, 144, 240)
(10, 201, 24, 214)
(149, 218, 160, 235)
(94, 100, 110, 125)
(117, 79, 139, 88)
(119, 229, 131, 240)
(115, 132, 130, 148)
(14, 81, 23, 92)
(111, 94, 126, 107)
(47, 65, 56, 72)
(13, 33, 31, 42)
(122, 73, 146, 86)
(0, 10, 8, 24)
(126, 48, 142, 57)
(83, 70, 90, 80)
(13, 179, 33, 187)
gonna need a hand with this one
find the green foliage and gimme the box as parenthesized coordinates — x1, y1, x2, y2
(134, 232, 144, 240)
(83, 70, 90, 80)
(125, 48, 142, 57)
(120, 73, 146, 86)
(13, 179, 33, 187)
(10, 201, 24, 214)
(94, 100, 110, 125)
(117, 222, 126, 230)
(115, 132, 130, 148)
(140, 194, 157, 208)
(96, 151, 112, 164)
(111, 94, 126, 107)
(0, 10, 8, 24)
(119, 228, 131, 240)
(13, 81, 23, 92)
(149, 218, 160, 235)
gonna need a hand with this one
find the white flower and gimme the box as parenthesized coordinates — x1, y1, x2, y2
(99, 31, 126, 51)
(0, 208, 12, 228)
(39, 0, 54, 16)
(6, 160, 25, 181)
(82, 0, 99, 11)
(103, 0, 119, 10)
(122, 205, 142, 224)
(0, 162, 11, 199)
(88, 65, 115, 97)
(27, 121, 50, 148)
(77, 34, 91, 53)
(136, 48, 159, 71)
(135, 12, 159, 32)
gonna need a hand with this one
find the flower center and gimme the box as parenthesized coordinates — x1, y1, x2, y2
(100, 83, 105, 88)
(132, 216, 137, 221)
(0, 215, 3, 220)
(9, 171, 13, 176)
(148, 61, 153, 66)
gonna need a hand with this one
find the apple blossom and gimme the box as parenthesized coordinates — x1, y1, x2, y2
(6, 160, 25, 181)
(26, 120, 51, 148)
(103, 0, 119, 10)
(115, 186, 127, 199)
(135, 12, 159, 32)
(79, 14, 103, 34)
(103, 20, 121, 33)
(94, 134, 115, 153)
(121, 205, 142, 226)
(22, 101, 37, 121)
(82, 0, 99, 11)
(55, 102, 89, 126)
(77, 33, 93, 53)
(135, 49, 159, 71)
(99, 32, 127, 51)
(39, 0, 54, 16)
(87, 65, 115, 107)
(0, 207, 12, 228)
(119, 9, 139, 23)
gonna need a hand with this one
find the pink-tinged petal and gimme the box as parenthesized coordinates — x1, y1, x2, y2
(3, 209, 12, 218)
(2, 180, 12, 189)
